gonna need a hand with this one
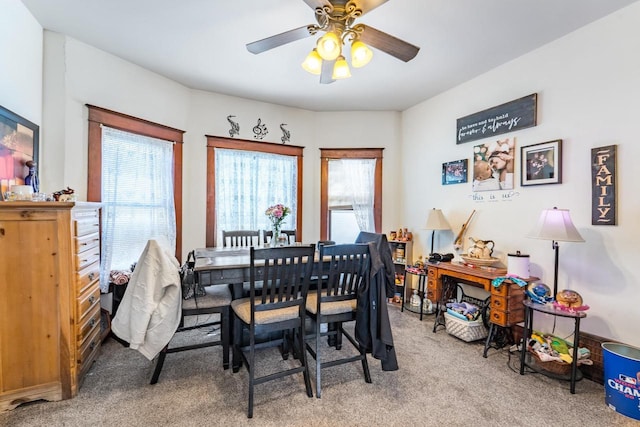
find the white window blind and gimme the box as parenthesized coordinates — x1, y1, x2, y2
(100, 126, 176, 291)
(215, 148, 297, 245)
(328, 158, 376, 233)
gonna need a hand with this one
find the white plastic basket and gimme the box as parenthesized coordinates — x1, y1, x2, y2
(444, 311, 488, 342)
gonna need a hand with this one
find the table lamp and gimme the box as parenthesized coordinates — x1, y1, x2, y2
(425, 208, 451, 255)
(528, 207, 584, 297)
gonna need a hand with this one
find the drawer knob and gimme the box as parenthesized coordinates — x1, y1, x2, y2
(88, 272, 95, 280)
(89, 317, 97, 327)
(88, 295, 96, 304)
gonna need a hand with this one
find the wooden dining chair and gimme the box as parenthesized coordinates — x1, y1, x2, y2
(230, 244, 315, 418)
(263, 229, 297, 245)
(305, 243, 372, 398)
(222, 230, 260, 247)
(150, 250, 232, 384)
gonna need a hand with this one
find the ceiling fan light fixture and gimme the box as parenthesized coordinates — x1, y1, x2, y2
(351, 40, 373, 68)
(316, 31, 341, 61)
(301, 48, 323, 75)
(332, 55, 351, 79)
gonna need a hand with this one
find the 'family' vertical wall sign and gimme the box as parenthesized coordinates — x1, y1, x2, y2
(591, 145, 617, 225)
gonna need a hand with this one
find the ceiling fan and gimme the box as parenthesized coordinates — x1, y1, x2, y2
(246, 0, 420, 84)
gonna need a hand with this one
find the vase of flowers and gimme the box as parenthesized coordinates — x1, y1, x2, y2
(265, 204, 291, 247)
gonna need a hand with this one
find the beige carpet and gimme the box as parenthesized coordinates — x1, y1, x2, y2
(1, 306, 637, 426)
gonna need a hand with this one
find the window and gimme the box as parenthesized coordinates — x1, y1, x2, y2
(87, 105, 184, 291)
(320, 148, 383, 242)
(206, 136, 303, 247)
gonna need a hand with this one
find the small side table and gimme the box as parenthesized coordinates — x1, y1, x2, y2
(403, 268, 428, 320)
(519, 299, 587, 394)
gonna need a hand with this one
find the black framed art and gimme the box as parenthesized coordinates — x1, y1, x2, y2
(521, 139, 562, 186)
(442, 159, 468, 185)
(0, 105, 39, 196)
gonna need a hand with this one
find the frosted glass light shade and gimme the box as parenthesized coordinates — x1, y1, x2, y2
(316, 32, 341, 60)
(425, 208, 451, 231)
(332, 56, 351, 79)
(351, 40, 373, 68)
(301, 49, 322, 75)
(529, 208, 584, 242)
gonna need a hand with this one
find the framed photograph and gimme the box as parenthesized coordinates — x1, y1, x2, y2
(442, 159, 468, 185)
(521, 139, 562, 186)
(472, 137, 516, 192)
(0, 105, 39, 196)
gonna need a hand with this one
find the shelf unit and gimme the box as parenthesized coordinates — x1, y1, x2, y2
(387, 239, 412, 306)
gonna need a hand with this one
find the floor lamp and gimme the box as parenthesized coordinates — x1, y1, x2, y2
(528, 207, 584, 297)
(425, 208, 451, 255)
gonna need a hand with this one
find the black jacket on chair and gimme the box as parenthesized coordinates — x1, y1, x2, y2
(354, 232, 399, 371)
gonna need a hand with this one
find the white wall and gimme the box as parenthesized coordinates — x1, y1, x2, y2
(39, 34, 403, 260)
(14, 0, 638, 346)
(401, 3, 640, 347)
(0, 0, 42, 127)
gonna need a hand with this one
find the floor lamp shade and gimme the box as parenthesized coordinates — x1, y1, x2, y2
(528, 207, 584, 296)
(425, 209, 451, 254)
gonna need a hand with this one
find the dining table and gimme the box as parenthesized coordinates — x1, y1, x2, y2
(193, 245, 324, 299)
(193, 242, 398, 371)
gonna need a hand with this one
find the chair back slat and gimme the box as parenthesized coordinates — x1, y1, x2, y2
(222, 230, 260, 247)
(320, 244, 369, 303)
(249, 245, 315, 314)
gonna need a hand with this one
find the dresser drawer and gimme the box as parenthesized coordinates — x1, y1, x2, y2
(73, 216, 99, 238)
(76, 246, 100, 271)
(77, 326, 101, 375)
(76, 261, 100, 294)
(77, 285, 101, 318)
(490, 307, 525, 326)
(75, 231, 100, 254)
(78, 304, 101, 342)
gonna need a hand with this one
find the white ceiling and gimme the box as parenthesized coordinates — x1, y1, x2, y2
(22, 0, 638, 112)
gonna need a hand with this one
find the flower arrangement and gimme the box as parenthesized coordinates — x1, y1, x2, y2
(265, 204, 291, 231)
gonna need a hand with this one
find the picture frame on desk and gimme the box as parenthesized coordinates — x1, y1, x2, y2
(521, 139, 562, 186)
(0, 105, 39, 197)
(442, 159, 468, 185)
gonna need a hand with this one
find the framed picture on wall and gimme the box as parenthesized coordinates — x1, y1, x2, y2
(0, 105, 39, 197)
(442, 159, 468, 185)
(521, 139, 562, 186)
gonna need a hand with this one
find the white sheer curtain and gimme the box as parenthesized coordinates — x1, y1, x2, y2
(215, 148, 297, 245)
(328, 158, 376, 232)
(100, 126, 176, 291)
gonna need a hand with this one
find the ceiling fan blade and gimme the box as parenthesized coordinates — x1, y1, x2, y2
(358, 24, 420, 62)
(320, 59, 336, 84)
(246, 25, 315, 54)
(302, 0, 389, 16)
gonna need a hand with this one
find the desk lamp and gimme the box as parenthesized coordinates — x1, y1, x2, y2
(425, 208, 451, 255)
(528, 207, 584, 297)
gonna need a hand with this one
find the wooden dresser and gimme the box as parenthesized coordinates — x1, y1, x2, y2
(0, 201, 101, 411)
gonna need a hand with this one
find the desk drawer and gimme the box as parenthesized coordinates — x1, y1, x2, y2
(74, 217, 99, 238)
(491, 283, 525, 297)
(491, 293, 525, 312)
(490, 307, 524, 326)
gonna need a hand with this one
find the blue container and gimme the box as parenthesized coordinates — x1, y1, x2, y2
(602, 342, 640, 421)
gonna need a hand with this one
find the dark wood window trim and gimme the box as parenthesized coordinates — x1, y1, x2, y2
(205, 135, 304, 247)
(320, 148, 383, 240)
(86, 105, 185, 261)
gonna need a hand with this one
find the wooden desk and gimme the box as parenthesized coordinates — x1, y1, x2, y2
(424, 261, 537, 356)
